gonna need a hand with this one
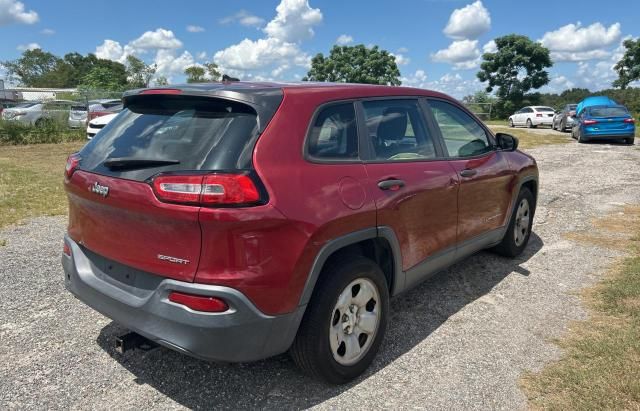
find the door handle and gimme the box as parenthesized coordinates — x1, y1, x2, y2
(377, 179, 405, 191)
(460, 169, 477, 178)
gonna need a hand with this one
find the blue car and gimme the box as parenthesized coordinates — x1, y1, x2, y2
(572, 105, 635, 145)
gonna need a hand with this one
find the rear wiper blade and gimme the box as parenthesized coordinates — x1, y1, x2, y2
(103, 158, 180, 170)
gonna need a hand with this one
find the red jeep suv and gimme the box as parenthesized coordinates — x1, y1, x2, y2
(62, 82, 538, 384)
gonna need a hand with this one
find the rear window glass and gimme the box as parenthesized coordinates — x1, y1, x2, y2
(79, 96, 259, 181)
(71, 105, 87, 111)
(535, 107, 554, 112)
(589, 107, 629, 117)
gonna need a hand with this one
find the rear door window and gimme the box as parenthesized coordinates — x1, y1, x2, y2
(361, 99, 437, 161)
(79, 96, 259, 181)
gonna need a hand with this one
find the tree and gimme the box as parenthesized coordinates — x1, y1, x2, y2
(477, 34, 552, 117)
(613, 38, 640, 89)
(2, 49, 63, 87)
(204, 62, 221, 81)
(184, 66, 206, 83)
(304, 44, 400, 86)
(79, 66, 126, 91)
(126, 55, 156, 88)
(154, 76, 169, 86)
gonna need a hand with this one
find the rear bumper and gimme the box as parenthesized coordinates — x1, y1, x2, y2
(62, 235, 305, 362)
(582, 130, 635, 140)
(532, 117, 553, 126)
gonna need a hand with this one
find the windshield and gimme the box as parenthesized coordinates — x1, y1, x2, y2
(589, 106, 629, 117)
(78, 96, 259, 181)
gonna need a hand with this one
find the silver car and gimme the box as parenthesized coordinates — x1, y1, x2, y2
(2, 100, 74, 126)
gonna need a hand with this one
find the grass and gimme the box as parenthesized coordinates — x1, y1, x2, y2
(0, 141, 85, 229)
(522, 206, 640, 410)
(486, 125, 572, 149)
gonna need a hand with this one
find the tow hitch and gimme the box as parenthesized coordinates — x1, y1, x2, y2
(115, 332, 158, 354)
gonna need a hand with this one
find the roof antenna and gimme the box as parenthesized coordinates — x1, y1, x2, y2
(222, 74, 240, 82)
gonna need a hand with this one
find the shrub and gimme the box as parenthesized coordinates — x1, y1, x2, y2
(0, 119, 85, 145)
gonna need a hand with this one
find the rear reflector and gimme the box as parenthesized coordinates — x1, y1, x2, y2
(88, 111, 111, 121)
(140, 89, 182, 95)
(65, 153, 81, 179)
(152, 173, 261, 206)
(583, 119, 599, 125)
(624, 118, 635, 123)
(168, 291, 229, 312)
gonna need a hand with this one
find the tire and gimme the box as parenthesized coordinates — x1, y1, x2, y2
(577, 128, 587, 143)
(290, 255, 389, 384)
(493, 187, 534, 258)
(509, 118, 514, 128)
(560, 118, 566, 132)
(625, 137, 635, 145)
(526, 119, 533, 128)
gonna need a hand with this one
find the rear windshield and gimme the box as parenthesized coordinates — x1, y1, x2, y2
(78, 96, 259, 181)
(71, 105, 87, 111)
(535, 107, 554, 112)
(589, 106, 629, 117)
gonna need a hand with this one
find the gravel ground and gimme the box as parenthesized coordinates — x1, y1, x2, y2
(1, 140, 639, 410)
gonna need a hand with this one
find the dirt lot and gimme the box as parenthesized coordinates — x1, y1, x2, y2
(1, 137, 639, 409)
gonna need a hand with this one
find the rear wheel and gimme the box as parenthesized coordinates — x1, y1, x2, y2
(577, 128, 587, 143)
(526, 118, 533, 128)
(625, 137, 635, 145)
(493, 187, 534, 258)
(290, 255, 389, 384)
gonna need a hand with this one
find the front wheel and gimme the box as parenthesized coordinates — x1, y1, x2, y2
(290, 255, 389, 384)
(493, 187, 534, 257)
(509, 118, 514, 128)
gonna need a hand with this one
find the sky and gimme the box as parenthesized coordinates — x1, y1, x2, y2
(0, 0, 639, 98)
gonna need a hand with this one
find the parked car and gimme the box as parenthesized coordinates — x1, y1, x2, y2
(508, 106, 555, 128)
(2, 100, 74, 126)
(571, 105, 635, 144)
(0, 101, 19, 115)
(551, 104, 577, 132)
(62, 82, 538, 384)
(86, 112, 118, 139)
(68, 99, 122, 128)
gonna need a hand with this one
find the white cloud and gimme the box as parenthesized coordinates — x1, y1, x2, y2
(391, 53, 410, 66)
(540, 75, 576, 93)
(95, 39, 128, 62)
(263, 0, 322, 42)
(551, 49, 611, 62)
(443, 0, 490, 40)
(186, 25, 205, 33)
(482, 39, 496, 54)
(403, 70, 483, 99)
(40, 28, 54, 35)
(16, 42, 39, 51)
(0, 0, 38, 26)
(129, 28, 182, 50)
(336, 34, 353, 45)
(154, 49, 195, 77)
(214, 0, 322, 79)
(220, 10, 266, 28)
(432, 39, 480, 69)
(540, 22, 621, 53)
(197, 51, 207, 60)
(397, 47, 409, 53)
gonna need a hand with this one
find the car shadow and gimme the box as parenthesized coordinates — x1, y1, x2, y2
(96, 232, 544, 409)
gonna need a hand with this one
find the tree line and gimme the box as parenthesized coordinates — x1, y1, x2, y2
(2, 36, 639, 116)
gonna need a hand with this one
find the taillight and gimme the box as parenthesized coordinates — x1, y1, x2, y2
(152, 173, 261, 206)
(624, 118, 635, 124)
(583, 119, 598, 125)
(536, 113, 543, 117)
(168, 291, 228, 312)
(65, 153, 81, 179)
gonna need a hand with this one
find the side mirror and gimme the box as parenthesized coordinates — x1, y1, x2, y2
(495, 133, 518, 151)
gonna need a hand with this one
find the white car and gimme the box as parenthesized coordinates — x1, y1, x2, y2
(2, 100, 74, 126)
(86, 113, 118, 139)
(508, 106, 556, 128)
